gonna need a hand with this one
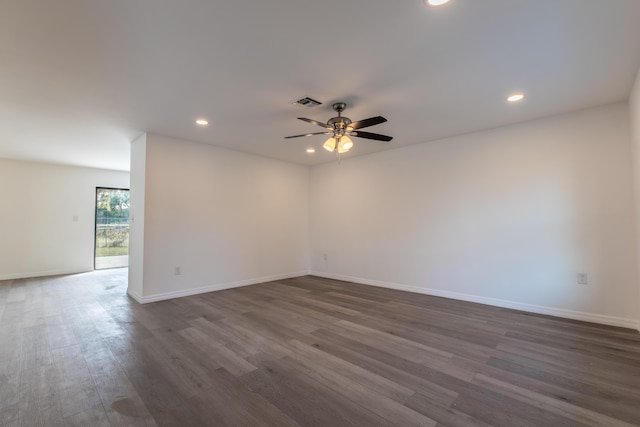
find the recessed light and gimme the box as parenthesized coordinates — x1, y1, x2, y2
(195, 119, 209, 126)
(507, 93, 525, 103)
(425, 0, 450, 6)
(306, 148, 315, 153)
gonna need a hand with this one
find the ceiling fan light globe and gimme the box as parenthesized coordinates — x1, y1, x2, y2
(337, 136, 354, 153)
(323, 137, 336, 152)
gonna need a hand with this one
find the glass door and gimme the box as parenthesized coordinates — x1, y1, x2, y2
(95, 187, 130, 269)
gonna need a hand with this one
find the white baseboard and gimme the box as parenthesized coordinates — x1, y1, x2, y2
(0, 268, 92, 281)
(127, 289, 144, 303)
(133, 271, 310, 304)
(310, 271, 640, 332)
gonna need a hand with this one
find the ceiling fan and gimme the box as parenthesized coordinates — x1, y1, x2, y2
(285, 102, 392, 154)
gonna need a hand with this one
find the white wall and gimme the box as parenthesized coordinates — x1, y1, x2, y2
(310, 103, 638, 328)
(0, 158, 129, 280)
(128, 133, 309, 302)
(630, 66, 640, 327)
(127, 133, 147, 300)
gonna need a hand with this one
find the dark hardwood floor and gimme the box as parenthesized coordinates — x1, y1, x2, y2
(1, 269, 639, 426)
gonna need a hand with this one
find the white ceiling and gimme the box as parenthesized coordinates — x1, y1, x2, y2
(1, 0, 640, 171)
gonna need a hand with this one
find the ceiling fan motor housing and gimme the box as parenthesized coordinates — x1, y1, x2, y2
(328, 102, 352, 135)
(327, 116, 352, 130)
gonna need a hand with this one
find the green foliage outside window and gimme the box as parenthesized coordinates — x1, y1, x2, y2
(96, 189, 130, 257)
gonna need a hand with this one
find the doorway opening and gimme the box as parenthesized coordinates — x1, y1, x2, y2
(95, 187, 130, 270)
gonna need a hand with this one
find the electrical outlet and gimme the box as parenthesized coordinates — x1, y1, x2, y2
(72, 215, 78, 222)
(174, 266, 181, 276)
(577, 273, 588, 285)
(323, 253, 328, 261)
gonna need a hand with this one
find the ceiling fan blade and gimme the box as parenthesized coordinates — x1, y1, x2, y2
(350, 131, 393, 142)
(284, 131, 331, 139)
(298, 117, 332, 129)
(348, 116, 387, 130)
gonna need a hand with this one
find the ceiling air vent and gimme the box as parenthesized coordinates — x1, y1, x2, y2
(291, 96, 322, 108)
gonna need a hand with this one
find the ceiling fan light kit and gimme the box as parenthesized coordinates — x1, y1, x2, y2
(285, 102, 392, 159)
(323, 135, 354, 153)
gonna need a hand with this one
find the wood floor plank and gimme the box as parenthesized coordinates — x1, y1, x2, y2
(187, 367, 300, 427)
(0, 358, 21, 426)
(479, 356, 640, 425)
(18, 362, 65, 427)
(495, 338, 640, 393)
(450, 392, 566, 427)
(278, 354, 438, 427)
(285, 338, 416, 403)
(106, 335, 206, 426)
(139, 335, 212, 399)
(311, 327, 483, 392)
(51, 344, 105, 419)
(473, 373, 639, 427)
(187, 317, 257, 359)
(80, 339, 157, 426)
(63, 406, 113, 427)
(345, 311, 497, 362)
(0, 321, 23, 363)
(300, 330, 459, 407)
(20, 323, 53, 372)
(505, 328, 640, 363)
(216, 317, 292, 361)
(45, 315, 79, 350)
(404, 392, 495, 427)
(489, 350, 640, 402)
(323, 319, 453, 364)
(241, 356, 396, 427)
(177, 326, 257, 377)
(293, 294, 362, 316)
(267, 298, 347, 325)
